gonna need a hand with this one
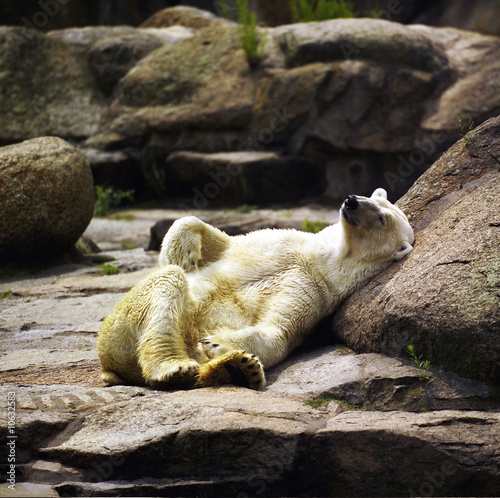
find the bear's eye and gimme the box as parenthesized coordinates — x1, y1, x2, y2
(378, 215, 386, 226)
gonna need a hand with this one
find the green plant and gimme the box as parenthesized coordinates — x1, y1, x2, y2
(108, 213, 136, 222)
(290, 0, 357, 22)
(217, 0, 231, 19)
(91, 255, 117, 264)
(305, 397, 374, 411)
(120, 241, 135, 250)
(235, 0, 268, 67)
(304, 397, 333, 409)
(94, 186, 135, 217)
(233, 204, 258, 214)
(97, 265, 120, 276)
(336, 346, 352, 355)
(302, 218, 326, 233)
(456, 113, 474, 147)
(407, 344, 431, 381)
(0, 290, 12, 299)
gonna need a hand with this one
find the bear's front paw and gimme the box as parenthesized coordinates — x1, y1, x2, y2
(197, 350, 266, 390)
(199, 338, 230, 358)
(180, 234, 202, 271)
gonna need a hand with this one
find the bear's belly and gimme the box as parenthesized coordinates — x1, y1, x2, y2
(186, 271, 268, 334)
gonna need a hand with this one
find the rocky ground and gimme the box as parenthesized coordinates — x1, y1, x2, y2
(1, 201, 499, 497)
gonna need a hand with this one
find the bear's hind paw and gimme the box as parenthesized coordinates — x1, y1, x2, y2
(197, 351, 266, 390)
(101, 370, 124, 386)
(145, 360, 200, 388)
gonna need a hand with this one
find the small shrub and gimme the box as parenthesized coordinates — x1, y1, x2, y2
(302, 218, 326, 233)
(94, 186, 135, 217)
(0, 290, 12, 299)
(290, 0, 358, 22)
(407, 344, 431, 381)
(236, 0, 267, 67)
(98, 265, 120, 276)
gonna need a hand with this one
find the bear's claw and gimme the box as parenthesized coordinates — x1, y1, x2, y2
(197, 350, 265, 390)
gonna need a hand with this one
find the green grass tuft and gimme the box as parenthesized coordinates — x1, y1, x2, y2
(290, 0, 358, 22)
(407, 344, 431, 381)
(233, 204, 259, 214)
(97, 265, 120, 276)
(91, 255, 117, 264)
(94, 186, 135, 217)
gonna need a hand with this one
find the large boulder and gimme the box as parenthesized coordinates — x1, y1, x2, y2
(0, 27, 106, 142)
(140, 5, 233, 29)
(0, 137, 95, 260)
(332, 116, 500, 383)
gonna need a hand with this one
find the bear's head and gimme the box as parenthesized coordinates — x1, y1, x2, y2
(340, 188, 414, 262)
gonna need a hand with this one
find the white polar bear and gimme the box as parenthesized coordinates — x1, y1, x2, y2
(97, 188, 414, 390)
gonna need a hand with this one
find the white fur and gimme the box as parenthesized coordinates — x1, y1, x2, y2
(98, 188, 414, 387)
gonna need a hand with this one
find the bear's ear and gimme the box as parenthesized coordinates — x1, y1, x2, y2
(371, 188, 388, 200)
(393, 241, 413, 260)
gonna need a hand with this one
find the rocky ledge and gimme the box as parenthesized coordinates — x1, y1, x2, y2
(1, 119, 499, 495)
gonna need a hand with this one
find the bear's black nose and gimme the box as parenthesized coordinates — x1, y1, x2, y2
(345, 195, 358, 210)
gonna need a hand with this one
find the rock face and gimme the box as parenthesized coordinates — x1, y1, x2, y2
(0, 27, 106, 143)
(82, 14, 500, 203)
(0, 209, 498, 496)
(1, 10, 500, 204)
(332, 116, 500, 384)
(0, 137, 95, 260)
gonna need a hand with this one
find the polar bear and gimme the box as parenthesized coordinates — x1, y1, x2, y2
(97, 188, 414, 390)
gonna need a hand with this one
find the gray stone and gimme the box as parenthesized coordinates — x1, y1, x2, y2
(0, 28, 105, 142)
(140, 6, 234, 29)
(162, 150, 325, 205)
(88, 28, 165, 96)
(332, 117, 500, 383)
(275, 346, 497, 411)
(0, 137, 94, 260)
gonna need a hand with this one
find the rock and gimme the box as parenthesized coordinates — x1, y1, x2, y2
(85, 18, 500, 204)
(0, 27, 105, 142)
(332, 116, 500, 383)
(0, 206, 498, 497)
(87, 28, 165, 96)
(161, 150, 325, 206)
(140, 6, 234, 29)
(0, 137, 95, 261)
(267, 346, 497, 412)
(398, 114, 500, 232)
(276, 19, 447, 71)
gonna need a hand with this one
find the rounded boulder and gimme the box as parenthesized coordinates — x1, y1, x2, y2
(0, 137, 95, 261)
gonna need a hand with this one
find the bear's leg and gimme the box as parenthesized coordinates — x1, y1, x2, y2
(159, 216, 230, 270)
(197, 350, 265, 390)
(136, 267, 200, 388)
